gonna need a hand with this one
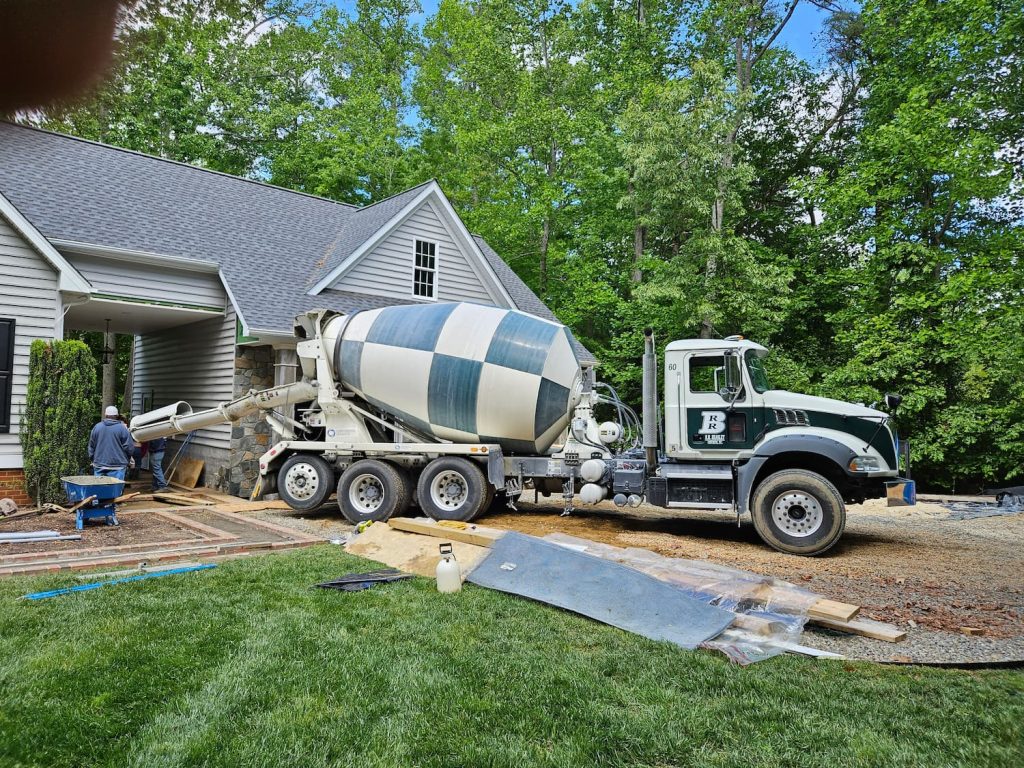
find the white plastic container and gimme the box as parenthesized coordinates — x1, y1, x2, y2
(436, 542, 462, 593)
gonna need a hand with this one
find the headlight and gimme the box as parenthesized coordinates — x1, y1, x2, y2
(849, 455, 881, 472)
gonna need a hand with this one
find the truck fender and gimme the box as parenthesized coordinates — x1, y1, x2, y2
(735, 435, 856, 514)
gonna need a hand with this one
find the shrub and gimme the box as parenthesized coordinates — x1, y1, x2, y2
(20, 339, 98, 504)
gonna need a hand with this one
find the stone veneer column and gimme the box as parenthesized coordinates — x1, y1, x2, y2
(229, 345, 274, 497)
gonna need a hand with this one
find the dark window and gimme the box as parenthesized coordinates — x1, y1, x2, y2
(0, 318, 14, 434)
(689, 356, 724, 392)
(413, 240, 437, 298)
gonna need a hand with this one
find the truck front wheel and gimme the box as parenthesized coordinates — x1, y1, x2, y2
(417, 457, 488, 522)
(750, 469, 846, 556)
(337, 460, 410, 524)
(277, 454, 334, 511)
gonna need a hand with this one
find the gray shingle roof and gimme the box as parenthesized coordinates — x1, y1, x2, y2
(0, 121, 594, 363)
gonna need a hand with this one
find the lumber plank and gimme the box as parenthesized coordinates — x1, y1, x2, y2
(387, 517, 504, 548)
(811, 616, 907, 642)
(154, 493, 215, 507)
(808, 599, 860, 623)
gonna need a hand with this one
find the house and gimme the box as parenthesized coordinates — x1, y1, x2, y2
(0, 121, 595, 502)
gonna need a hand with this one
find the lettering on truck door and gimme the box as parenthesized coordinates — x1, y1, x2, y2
(684, 352, 761, 454)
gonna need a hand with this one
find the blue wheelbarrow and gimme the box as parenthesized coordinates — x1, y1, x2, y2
(61, 475, 123, 529)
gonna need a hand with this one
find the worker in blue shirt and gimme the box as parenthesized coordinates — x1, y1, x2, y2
(148, 436, 168, 491)
(88, 405, 134, 480)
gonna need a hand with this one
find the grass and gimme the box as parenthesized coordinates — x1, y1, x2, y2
(0, 547, 1021, 768)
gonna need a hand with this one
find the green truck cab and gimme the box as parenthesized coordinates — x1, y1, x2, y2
(644, 334, 911, 555)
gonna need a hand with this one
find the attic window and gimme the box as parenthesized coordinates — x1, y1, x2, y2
(413, 239, 437, 299)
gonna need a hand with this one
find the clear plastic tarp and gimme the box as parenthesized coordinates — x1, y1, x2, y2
(544, 533, 822, 665)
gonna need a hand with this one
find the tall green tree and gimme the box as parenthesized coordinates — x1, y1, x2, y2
(816, 0, 1024, 489)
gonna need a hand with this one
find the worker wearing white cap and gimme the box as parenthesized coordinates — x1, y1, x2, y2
(88, 405, 134, 480)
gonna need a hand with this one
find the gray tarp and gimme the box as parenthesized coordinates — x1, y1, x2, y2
(467, 532, 734, 649)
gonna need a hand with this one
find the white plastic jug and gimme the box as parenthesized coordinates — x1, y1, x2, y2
(436, 542, 462, 593)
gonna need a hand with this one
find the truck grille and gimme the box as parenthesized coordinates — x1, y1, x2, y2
(773, 408, 809, 426)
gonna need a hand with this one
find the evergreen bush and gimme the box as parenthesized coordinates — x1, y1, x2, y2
(20, 339, 98, 504)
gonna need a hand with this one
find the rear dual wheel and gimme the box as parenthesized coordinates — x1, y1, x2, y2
(417, 457, 489, 523)
(337, 460, 412, 524)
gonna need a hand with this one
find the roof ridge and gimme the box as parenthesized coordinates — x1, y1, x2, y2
(0, 120, 360, 210)
(354, 179, 436, 211)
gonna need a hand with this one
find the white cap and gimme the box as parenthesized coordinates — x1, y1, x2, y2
(105, 405, 119, 417)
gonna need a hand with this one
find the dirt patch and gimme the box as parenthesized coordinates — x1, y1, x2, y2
(478, 497, 1024, 641)
(0, 510, 205, 555)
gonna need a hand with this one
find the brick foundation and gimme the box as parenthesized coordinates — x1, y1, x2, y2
(0, 469, 32, 506)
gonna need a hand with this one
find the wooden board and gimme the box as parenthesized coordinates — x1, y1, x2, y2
(347, 522, 489, 579)
(388, 517, 504, 548)
(169, 457, 204, 489)
(154, 493, 215, 507)
(811, 616, 907, 643)
(808, 599, 860, 623)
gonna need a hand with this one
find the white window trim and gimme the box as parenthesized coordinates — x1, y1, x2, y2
(412, 238, 439, 301)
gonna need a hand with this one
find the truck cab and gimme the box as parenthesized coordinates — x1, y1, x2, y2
(645, 334, 908, 555)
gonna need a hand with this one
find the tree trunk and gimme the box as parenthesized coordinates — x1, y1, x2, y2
(539, 217, 550, 296)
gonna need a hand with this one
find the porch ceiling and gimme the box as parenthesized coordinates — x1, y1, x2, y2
(65, 297, 224, 335)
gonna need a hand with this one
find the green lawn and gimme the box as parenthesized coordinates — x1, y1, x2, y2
(0, 547, 1020, 768)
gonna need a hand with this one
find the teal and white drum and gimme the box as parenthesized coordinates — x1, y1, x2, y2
(323, 303, 583, 454)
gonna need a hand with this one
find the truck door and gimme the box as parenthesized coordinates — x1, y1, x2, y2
(684, 351, 761, 455)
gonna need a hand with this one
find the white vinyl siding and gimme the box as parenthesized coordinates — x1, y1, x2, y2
(132, 309, 236, 471)
(335, 200, 496, 305)
(0, 215, 60, 468)
(63, 252, 224, 309)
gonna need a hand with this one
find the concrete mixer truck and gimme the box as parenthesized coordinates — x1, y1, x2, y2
(130, 302, 910, 555)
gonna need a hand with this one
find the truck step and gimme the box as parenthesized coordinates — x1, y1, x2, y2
(660, 463, 733, 481)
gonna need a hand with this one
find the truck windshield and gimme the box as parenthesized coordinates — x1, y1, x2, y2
(745, 350, 772, 393)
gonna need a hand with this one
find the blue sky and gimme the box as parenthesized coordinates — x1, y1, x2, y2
(329, 0, 833, 62)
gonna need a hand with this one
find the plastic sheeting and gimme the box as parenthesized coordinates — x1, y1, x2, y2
(944, 495, 1024, 520)
(468, 532, 735, 650)
(544, 533, 821, 665)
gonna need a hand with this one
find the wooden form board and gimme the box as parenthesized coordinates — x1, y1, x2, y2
(808, 599, 860, 623)
(387, 517, 504, 548)
(810, 616, 907, 643)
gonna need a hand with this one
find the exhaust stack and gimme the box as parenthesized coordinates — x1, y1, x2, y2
(642, 328, 659, 468)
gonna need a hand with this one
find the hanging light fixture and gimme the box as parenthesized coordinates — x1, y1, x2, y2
(101, 319, 115, 365)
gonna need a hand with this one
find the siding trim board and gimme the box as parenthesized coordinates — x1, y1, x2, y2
(50, 238, 221, 273)
(92, 293, 225, 313)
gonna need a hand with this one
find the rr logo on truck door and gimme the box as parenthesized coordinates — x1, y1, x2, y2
(698, 411, 727, 445)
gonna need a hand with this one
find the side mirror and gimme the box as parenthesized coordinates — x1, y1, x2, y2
(884, 393, 902, 410)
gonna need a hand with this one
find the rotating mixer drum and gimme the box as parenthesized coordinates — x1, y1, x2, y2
(322, 302, 583, 454)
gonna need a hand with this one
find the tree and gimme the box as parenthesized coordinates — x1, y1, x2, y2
(816, 0, 1024, 489)
(20, 340, 98, 504)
